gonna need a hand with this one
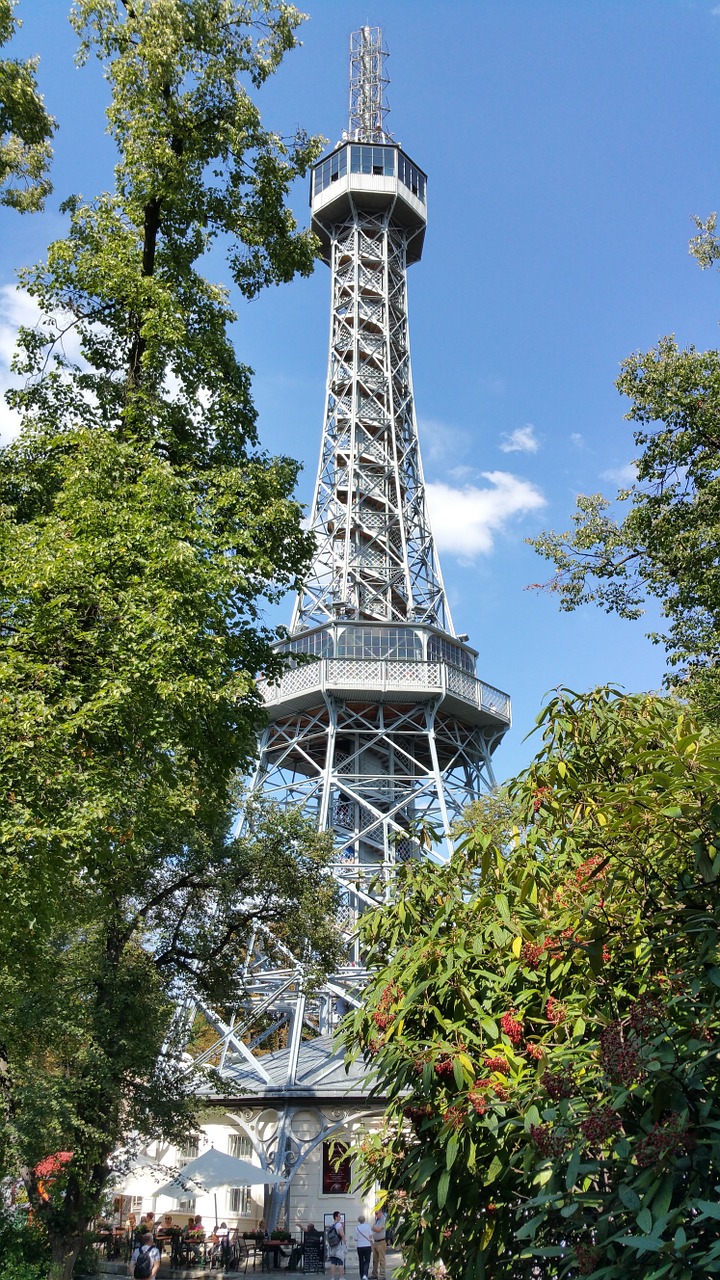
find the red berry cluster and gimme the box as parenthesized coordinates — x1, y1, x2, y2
(529, 1124, 566, 1157)
(372, 982, 404, 1031)
(468, 1090, 488, 1116)
(500, 1011, 523, 1044)
(492, 1082, 510, 1102)
(521, 942, 543, 968)
(627, 995, 662, 1035)
(600, 1024, 640, 1085)
(542, 1068, 575, 1100)
(634, 1115, 687, 1168)
(434, 1054, 455, 1078)
(575, 1243, 598, 1276)
(580, 1106, 622, 1146)
(575, 854, 605, 885)
(442, 1105, 464, 1131)
(689, 1021, 714, 1043)
(403, 1104, 432, 1123)
(368, 1037, 383, 1056)
(573, 1105, 620, 1146)
(525, 1043, 545, 1060)
(533, 785, 552, 813)
(546, 997, 567, 1025)
(484, 1055, 509, 1073)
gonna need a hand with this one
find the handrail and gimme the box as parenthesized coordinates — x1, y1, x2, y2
(258, 658, 510, 722)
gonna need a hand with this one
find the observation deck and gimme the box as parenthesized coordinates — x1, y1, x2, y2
(258, 622, 511, 730)
(310, 141, 427, 264)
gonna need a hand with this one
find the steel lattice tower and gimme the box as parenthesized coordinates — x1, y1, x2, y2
(190, 29, 511, 1131)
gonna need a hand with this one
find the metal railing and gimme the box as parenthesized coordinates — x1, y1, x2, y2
(258, 658, 510, 722)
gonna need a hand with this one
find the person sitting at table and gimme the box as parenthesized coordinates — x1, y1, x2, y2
(184, 1215, 205, 1264)
(210, 1223, 230, 1266)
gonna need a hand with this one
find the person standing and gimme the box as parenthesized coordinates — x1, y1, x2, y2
(370, 1208, 387, 1280)
(353, 1215, 372, 1280)
(131, 1231, 161, 1279)
(326, 1211, 345, 1280)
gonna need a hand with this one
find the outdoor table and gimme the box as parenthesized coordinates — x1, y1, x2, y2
(260, 1239, 296, 1271)
(174, 1237, 211, 1267)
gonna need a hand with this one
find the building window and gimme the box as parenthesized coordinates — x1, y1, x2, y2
(228, 1134, 253, 1159)
(178, 1139, 199, 1164)
(178, 1198, 196, 1213)
(229, 1187, 252, 1216)
(427, 635, 475, 674)
(349, 145, 395, 178)
(397, 151, 427, 203)
(322, 1142, 352, 1195)
(314, 147, 349, 196)
(280, 628, 334, 661)
(336, 626, 421, 661)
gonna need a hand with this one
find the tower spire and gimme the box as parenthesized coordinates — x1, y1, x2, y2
(349, 25, 390, 142)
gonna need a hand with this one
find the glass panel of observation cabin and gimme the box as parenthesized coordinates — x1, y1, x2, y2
(350, 145, 361, 174)
(361, 146, 373, 174)
(372, 147, 385, 175)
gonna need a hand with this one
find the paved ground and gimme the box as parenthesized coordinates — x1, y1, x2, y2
(95, 1250, 404, 1280)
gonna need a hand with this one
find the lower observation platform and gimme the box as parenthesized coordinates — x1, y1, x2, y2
(258, 658, 510, 729)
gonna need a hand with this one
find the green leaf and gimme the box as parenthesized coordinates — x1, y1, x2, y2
(565, 1148, 581, 1190)
(637, 1207, 653, 1234)
(437, 1169, 450, 1210)
(619, 1185, 642, 1212)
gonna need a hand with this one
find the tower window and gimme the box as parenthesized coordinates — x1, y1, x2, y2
(350, 145, 395, 177)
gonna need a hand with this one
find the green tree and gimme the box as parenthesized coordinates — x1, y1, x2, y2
(0, 0, 53, 210)
(347, 688, 720, 1280)
(529, 222, 720, 724)
(0, 4, 334, 1277)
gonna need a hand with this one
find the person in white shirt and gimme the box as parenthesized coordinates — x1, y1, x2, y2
(353, 1215, 372, 1279)
(326, 1211, 345, 1279)
(370, 1209, 387, 1280)
(131, 1232, 161, 1279)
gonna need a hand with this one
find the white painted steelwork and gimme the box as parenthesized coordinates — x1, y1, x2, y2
(187, 34, 511, 1221)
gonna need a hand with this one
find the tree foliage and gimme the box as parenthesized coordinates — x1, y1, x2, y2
(0, 0, 53, 210)
(347, 688, 720, 1280)
(0, 4, 332, 1277)
(529, 228, 720, 723)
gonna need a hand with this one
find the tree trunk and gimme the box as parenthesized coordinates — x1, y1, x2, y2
(48, 1233, 83, 1280)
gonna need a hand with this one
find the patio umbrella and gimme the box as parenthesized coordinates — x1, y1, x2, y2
(153, 1146, 284, 1227)
(109, 1156, 170, 1199)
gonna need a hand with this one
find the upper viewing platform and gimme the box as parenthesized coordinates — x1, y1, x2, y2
(310, 142, 427, 265)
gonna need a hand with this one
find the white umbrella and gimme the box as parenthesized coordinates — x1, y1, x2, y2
(153, 1146, 284, 1198)
(109, 1156, 170, 1198)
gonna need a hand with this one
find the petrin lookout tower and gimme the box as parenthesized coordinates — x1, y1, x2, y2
(250, 27, 511, 1017)
(193, 31, 511, 1119)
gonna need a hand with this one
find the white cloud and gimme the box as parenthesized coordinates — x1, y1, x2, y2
(0, 285, 43, 442)
(418, 416, 472, 468)
(427, 471, 547, 559)
(499, 424, 539, 454)
(600, 462, 636, 485)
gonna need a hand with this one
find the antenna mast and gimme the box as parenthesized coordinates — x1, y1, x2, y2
(349, 25, 391, 142)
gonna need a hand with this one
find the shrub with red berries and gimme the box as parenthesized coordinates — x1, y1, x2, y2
(580, 1105, 622, 1147)
(542, 1067, 575, 1099)
(347, 689, 720, 1280)
(500, 1011, 523, 1044)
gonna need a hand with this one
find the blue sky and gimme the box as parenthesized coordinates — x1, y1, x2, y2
(2, 0, 719, 781)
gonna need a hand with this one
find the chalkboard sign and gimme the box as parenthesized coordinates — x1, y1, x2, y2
(302, 1230, 324, 1273)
